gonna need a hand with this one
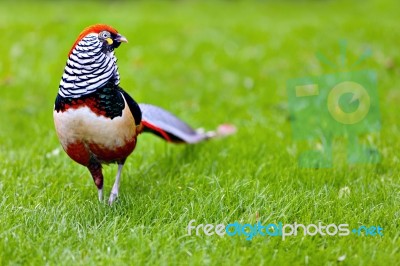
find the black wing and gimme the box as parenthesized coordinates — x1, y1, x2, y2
(117, 86, 142, 126)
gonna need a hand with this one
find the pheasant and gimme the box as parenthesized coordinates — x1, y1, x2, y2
(54, 24, 235, 205)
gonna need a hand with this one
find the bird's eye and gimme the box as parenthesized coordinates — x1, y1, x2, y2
(99, 31, 110, 39)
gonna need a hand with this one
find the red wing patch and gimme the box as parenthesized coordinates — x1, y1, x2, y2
(141, 121, 172, 142)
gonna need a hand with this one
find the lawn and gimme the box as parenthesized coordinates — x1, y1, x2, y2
(0, 0, 399, 265)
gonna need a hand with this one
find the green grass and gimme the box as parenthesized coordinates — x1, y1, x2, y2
(1, 0, 399, 265)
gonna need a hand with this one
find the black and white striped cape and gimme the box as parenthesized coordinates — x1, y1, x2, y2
(58, 33, 120, 98)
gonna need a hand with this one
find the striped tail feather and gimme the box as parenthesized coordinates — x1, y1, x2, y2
(139, 103, 236, 144)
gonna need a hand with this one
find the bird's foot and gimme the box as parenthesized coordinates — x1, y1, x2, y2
(108, 192, 118, 205)
(108, 164, 122, 206)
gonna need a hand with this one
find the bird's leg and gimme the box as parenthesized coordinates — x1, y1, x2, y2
(88, 161, 104, 202)
(108, 163, 124, 205)
(98, 189, 103, 202)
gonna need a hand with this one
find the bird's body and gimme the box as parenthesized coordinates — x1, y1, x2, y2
(54, 85, 139, 166)
(54, 24, 235, 204)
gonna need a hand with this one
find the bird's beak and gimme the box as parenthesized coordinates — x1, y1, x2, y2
(115, 34, 128, 43)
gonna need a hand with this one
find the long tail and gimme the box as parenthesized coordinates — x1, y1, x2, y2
(139, 103, 236, 144)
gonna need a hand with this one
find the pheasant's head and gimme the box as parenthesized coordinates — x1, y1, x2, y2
(59, 24, 128, 98)
(69, 24, 128, 56)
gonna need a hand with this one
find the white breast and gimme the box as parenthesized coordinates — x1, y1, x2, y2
(53, 97, 137, 150)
